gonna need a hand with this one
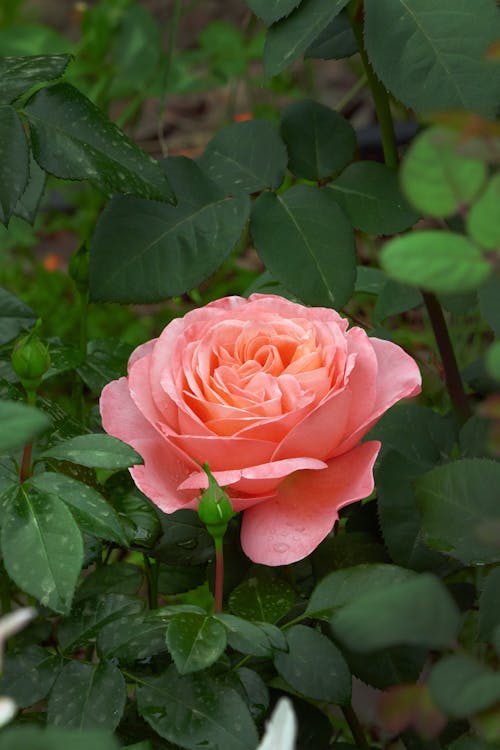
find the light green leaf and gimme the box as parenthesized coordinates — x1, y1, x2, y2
(467, 174, 500, 249)
(380, 230, 491, 294)
(428, 654, 500, 718)
(0, 400, 50, 452)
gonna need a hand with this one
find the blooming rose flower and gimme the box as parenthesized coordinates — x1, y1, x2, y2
(100, 294, 420, 565)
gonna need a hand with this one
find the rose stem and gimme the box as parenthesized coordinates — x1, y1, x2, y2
(20, 390, 36, 482)
(214, 538, 224, 614)
(342, 705, 371, 750)
(349, 0, 472, 426)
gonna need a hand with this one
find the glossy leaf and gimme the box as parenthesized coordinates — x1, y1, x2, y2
(97, 613, 168, 663)
(251, 185, 356, 308)
(75, 562, 143, 601)
(264, 0, 350, 76)
(0, 54, 71, 103)
(198, 119, 287, 194)
(215, 614, 273, 657)
(136, 666, 258, 750)
(428, 654, 500, 719)
(328, 162, 418, 234)
(30, 472, 127, 545)
(48, 660, 126, 730)
(364, 0, 500, 117)
(0, 287, 37, 345)
(0, 105, 29, 225)
(1, 484, 83, 613)
(401, 127, 487, 217)
(229, 575, 295, 623)
(416, 458, 500, 564)
(0, 400, 50, 452)
(0, 645, 62, 707)
(40, 433, 143, 469)
(90, 157, 250, 303)
(76, 338, 133, 394)
(330, 574, 460, 651)
(245, 0, 302, 26)
(11, 150, 46, 223)
(305, 10, 357, 59)
(166, 613, 226, 674)
(307, 564, 416, 619)
(275, 625, 351, 704)
(373, 281, 422, 322)
(24, 83, 174, 202)
(280, 99, 356, 181)
(58, 593, 144, 651)
(467, 174, 500, 249)
(380, 231, 491, 294)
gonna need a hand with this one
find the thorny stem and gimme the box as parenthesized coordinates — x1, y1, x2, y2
(157, 0, 183, 155)
(342, 705, 371, 750)
(214, 538, 224, 614)
(349, 1, 471, 425)
(422, 291, 472, 424)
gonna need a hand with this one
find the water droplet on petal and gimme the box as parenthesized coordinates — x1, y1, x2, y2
(273, 542, 289, 553)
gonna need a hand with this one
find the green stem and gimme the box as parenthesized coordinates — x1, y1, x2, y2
(20, 389, 36, 482)
(422, 291, 472, 425)
(335, 72, 368, 113)
(214, 538, 224, 614)
(143, 555, 159, 610)
(157, 0, 183, 155)
(342, 705, 370, 750)
(348, 5, 398, 168)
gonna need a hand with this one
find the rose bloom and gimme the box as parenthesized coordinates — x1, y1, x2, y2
(101, 294, 421, 565)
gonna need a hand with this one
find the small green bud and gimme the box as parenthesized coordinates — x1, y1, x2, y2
(11, 329, 50, 393)
(197, 464, 234, 541)
(69, 244, 90, 294)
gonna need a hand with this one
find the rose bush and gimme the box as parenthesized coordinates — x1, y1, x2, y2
(101, 294, 420, 564)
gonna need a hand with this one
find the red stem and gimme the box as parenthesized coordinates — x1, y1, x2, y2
(20, 442, 33, 483)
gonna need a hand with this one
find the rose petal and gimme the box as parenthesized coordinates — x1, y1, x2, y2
(168, 434, 276, 471)
(240, 441, 381, 565)
(127, 339, 157, 373)
(129, 353, 169, 431)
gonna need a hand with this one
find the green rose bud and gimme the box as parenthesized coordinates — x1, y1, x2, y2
(11, 329, 51, 393)
(69, 244, 90, 294)
(197, 464, 234, 541)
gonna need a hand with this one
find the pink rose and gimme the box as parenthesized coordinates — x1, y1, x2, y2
(100, 294, 421, 565)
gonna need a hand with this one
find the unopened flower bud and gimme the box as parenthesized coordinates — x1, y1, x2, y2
(11, 330, 50, 392)
(69, 244, 90, 294)
(197, 464, 234, 540)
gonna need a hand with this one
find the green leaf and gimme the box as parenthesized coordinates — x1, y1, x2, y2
(328, 162, 418, 234)
(307, 563, 416, 619)
(0, 105, 29, 224)
(0, 400, 50, 452)
(75, 562, 143, 601)
(0, 645, 62, 707)
(76, 338, 133, 394)
(264, 0, 350, 76)
(89, 156, 250, 303)
(416, 458, 500, 565)
(1, 484, 83, 613)
(236, 667, 269, 722)
(305, 10, 357, 60)
(40, 433, 143, 469)
(23, 83, 174, 203)
(165, 612, 226, 674)
(479, 276, 500, 336)
(373, 280, 422, 322)
(215, 614, 272, 657)
(467, 174, 500, 249)
(486, 340, 500, 381)
(0, 287, 37, 345)
(0, 727, 119, 750)
(275, 624, 351, 704)
(479, 568, 500, 642)
(401, 127, 487, 218)
(48, 660, 126, 730)
(9, 149, 46, 224)
(136, 666, 258, 750)
(280, 99, 356, 181)
(0, 54, 72, 103)
(30, 472, 127, 545)
(97, 613, 168, 663)
(110, 4, 161, 96)
(198, 119, 287, 194)
(354, 266, 387, 295)
(364, 0, 500, 117)
(251, 185, 356, 307)
(330, 573, 460, 651)
(380, 230, 491, 294)
(428, 654, 500, 719)
(245, 0, 302, 26)
(58, 593, 144, 651)
(107, 483, 161, 548)
(229, 575, 295, 622)
(344, 645, 427, 690)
